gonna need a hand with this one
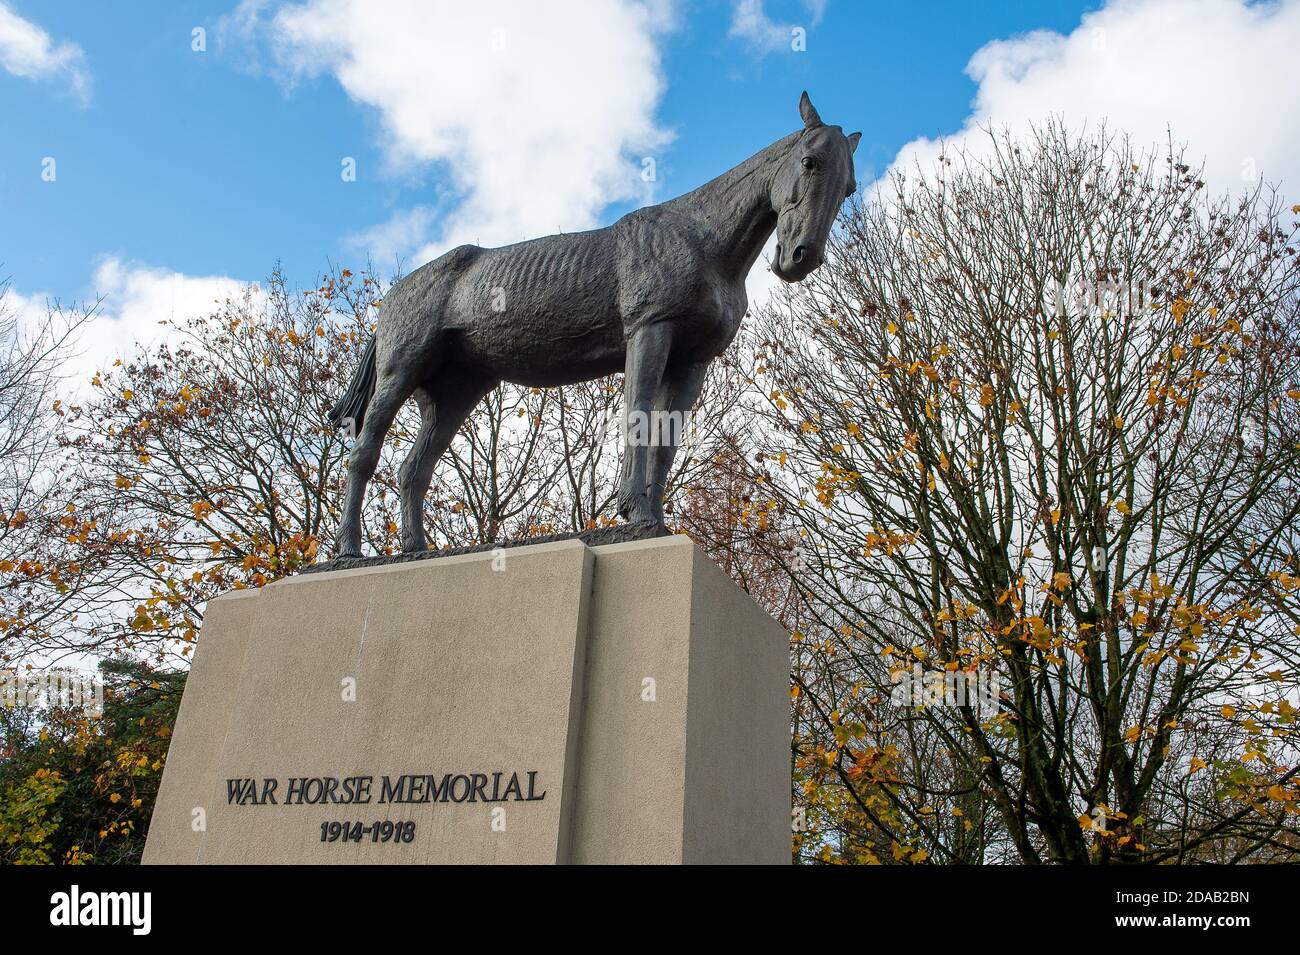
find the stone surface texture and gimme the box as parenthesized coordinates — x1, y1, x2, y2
(143, 535, 789, 865)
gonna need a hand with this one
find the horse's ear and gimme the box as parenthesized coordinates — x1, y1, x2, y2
(847, 131, 861, 154)
(799, 91, 822, 128)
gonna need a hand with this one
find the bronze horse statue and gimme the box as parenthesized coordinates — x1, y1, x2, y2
(329, 92, 858, 556)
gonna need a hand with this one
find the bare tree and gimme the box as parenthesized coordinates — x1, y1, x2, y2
(750, 122, 1300, 863)
(0, 278, 96, 668)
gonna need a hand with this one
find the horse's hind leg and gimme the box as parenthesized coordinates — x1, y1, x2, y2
(398, 386, 439, 553)
(335, 370, 415, 557)
(397, 366, 497, 553)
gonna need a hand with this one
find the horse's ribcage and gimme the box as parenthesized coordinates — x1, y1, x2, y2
(466, 233, 611, 308)
(448, 231, 625, 385)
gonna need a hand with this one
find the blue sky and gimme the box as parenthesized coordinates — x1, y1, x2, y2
(2, 0, 1297, 355)
(3, 1, 1093, 294)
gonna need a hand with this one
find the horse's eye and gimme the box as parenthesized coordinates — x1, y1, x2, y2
(801, 156, 819, 171)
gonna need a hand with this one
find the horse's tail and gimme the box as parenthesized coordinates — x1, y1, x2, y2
(328, 334, 377, 432)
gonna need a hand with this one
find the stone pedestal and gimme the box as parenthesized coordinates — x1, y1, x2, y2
(143, 535, 790, 864)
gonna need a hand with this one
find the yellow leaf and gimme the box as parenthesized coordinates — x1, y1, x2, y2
(1220, 705, 1237, 719)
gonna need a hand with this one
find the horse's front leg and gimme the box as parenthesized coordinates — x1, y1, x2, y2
(647, 361, 707, 525)
(618, 322, 673, 524)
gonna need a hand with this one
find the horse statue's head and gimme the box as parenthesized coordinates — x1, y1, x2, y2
(770, 92, 859, 283)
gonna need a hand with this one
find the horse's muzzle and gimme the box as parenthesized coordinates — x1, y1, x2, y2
(773, 243, 822, 282)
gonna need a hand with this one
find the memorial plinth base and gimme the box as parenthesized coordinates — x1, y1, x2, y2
(142, 535, 790, 865)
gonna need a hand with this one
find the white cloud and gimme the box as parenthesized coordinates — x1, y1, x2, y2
(729, 0, 825, 53)
(227, 0, 674, 263)
(87, 257, 253, 350)
(9, 258, 256, 394)
(0, 1, 90, 104)
(1, 283, 50, 331)
(343, 205, 440, 272)
(746, 234, 784, 314)
(886, 0, 1300, 199)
